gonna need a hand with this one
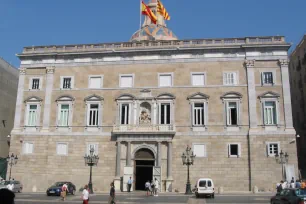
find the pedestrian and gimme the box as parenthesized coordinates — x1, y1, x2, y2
(82, 185, 89, 204)
(145, 180, 151, 196)
(301, 180, 306, 189)
(61, 183, 69, 201)
(6, 181, 14, 192)
(127, 177, 133, 192)
(0, 188, 15, 204)
(290, 178, 296, 189)
(276, 181, 283, 193)
(150, 180, 155, 196)
(282, 180, 288, 189)
(296, 180, 301, 189)
(154, 178, 159, 197)
(109, 182, 116, 204)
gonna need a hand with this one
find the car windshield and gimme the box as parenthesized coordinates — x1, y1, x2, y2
(296, 189, 306, 196)
(4, 181, 12, 185)
(54, 182, 65, 187)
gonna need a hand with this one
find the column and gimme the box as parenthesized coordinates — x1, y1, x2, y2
(245, 60, 258, 129)
(126, 142, 131, 166)
(115, 142, 121, 177)
(12, 68, 26, 132)
(157, 142, 161, 167)
(167, 142, 173, 179)
(153, 101, 157, 125)
(279, 59, 294, 130)
(41, 67, 55, 132)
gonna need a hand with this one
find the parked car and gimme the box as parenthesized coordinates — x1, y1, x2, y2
(0, 180, 23, 193)
(270, 188, 306, 204)
(195, 178, 214, 198)
(46, 182, 76, 196)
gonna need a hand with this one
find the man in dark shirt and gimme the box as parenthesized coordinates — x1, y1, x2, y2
(109, 182, 115, 204)
(0, 188, 15, 204)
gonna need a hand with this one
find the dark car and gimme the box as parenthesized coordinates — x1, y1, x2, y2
(46, 182, 76, 196)
(270, 188, 306, 204)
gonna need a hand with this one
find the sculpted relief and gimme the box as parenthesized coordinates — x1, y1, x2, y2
(139, 102, 151, 125)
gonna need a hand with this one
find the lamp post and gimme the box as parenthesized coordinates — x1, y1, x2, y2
(6, 153, 18, 180)
(181, 145, 196, 195)
(84, 148, 99, 194)
(275, 150, 289, 181)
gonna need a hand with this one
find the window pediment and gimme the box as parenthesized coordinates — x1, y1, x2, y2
(116, 93, 136, 101)
(220, 92, 242, 99)
(24, 96, 43, 103)
(187, 92, 210, 100)
(258, 91, 280, 99)
(156, 93, 175, 99)
(55, 95, 75, 102)
(84, 94, 104, 102)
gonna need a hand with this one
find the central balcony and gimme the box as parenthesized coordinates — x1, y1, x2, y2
(112, 124, 176, 135)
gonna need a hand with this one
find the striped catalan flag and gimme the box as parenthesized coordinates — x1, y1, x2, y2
(142, 1, 157, 24)
(157, 0, 170, 20)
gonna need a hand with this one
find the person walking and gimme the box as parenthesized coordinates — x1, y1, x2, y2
(0, 188, 15, 204)
(277, 181, 283, 193)
(150, 180, 155, 196)
(154, 178, 159, 197)
(127, 177, 133, 192)
(145, 180, 151, 196)
(296, 180, 301, 189)
(290, 178, 296, 189)
(109, 182, 116, 204)
(61, 183, 69, 201)
(82, 185, 89, 204)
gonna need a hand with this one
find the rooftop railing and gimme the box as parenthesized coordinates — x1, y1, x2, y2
(22, 36, 286, 54)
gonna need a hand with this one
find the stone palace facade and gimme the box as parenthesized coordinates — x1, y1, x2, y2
(9, 1, 298, 193)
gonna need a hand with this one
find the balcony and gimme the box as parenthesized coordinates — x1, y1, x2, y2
(112, 124, 176, 135)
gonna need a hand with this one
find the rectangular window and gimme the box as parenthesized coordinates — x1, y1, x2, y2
(159, 74, 172, 87)
(228, 144, 240, 157)
(193, 144, 206, 157)
(89, 77, 102, 89)
(193, 103, 204, 126)
(192, 73, 205, 86)
(121, 104, 130, 125)
(27, 105, 38, 126)
(120, 75, 133, 88)
(58, 104, 70, 126)
(31, 79, 40, 90)
(88, 104, 99, 126)
(262, 72, 273, 84)
(264, 101, 277, 125)
(23, 142, 33, 154)
(267, 143, 279, 156)
(87, 144, 99, 155)
(160, 103, 171, 124)
(56, 143, 68, 155)
(223, 72, 237, 85)
(227, 102, 238, 125)
(62, 77, 72, 89)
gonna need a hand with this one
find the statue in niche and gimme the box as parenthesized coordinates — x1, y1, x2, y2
(140, 109, 151, 124)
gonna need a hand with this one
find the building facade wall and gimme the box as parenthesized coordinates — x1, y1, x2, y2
(9, 37, 298, 192)
(0, 58, 18, 158)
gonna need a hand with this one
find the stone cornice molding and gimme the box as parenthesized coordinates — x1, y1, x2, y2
(46, 66, 55, 74)
(24, 96, 43, 103)
(245, 60, 255, 68)
(187, 92, 210, 100)
(19, 68, 26, 75)
(279, 59, 289, 67)
(84, 94, 104, 102)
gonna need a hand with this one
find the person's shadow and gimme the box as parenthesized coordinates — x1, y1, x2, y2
(0, 188, 15, 204)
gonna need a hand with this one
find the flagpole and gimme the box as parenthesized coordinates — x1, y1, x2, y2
(140, 0, 142, 30)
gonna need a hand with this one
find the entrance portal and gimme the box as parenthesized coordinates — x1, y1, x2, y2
(134, 148, 155, 190)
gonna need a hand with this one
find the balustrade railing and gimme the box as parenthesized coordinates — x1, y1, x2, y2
(112, 124, 175, 133)
(22, 36, 286, 54)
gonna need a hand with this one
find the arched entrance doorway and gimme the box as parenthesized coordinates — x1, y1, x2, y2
(134, 148, 155, 190)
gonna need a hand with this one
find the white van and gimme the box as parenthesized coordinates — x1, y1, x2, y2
(195, 178, 214, 198)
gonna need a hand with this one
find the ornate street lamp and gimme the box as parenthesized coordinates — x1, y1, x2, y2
(275, 150, 289, 181)
(84, 148, 99, 194)
(6, 153, 18, 180)
(181, 145, 196, 195)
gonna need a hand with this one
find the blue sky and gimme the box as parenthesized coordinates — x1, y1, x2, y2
(0, 0, 305, 67)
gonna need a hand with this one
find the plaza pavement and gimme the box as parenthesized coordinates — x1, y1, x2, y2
(14, 191, 273, 204)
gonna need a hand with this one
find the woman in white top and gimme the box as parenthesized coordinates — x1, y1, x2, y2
(82, 185, 89, 204)
(154, 178, 159, 196)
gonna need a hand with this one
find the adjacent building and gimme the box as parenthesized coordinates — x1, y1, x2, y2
(289, 34, 306, 178)
(9, 0, 298, 193)
(0, 57, 19, 158)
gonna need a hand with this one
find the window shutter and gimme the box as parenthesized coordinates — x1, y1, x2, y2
(233, 73, 237, 85)
(89, 77, 101, 88)
(266, 143, 269, 157)
(192, 74, 205, 86)
(223, 73, 227, 85)
(159, 75, 171, 87)
(228, 144, 230, 157)
(121, 76, 133, 87)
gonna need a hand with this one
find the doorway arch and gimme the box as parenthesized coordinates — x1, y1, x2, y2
(134, 148, 155, 190)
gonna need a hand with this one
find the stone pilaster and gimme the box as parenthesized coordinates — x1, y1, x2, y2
(126, 141, 131, 166)
(166, 141, 173, 192)
(41, 67, 55, 132)
(279, 59, 294, 131)
(114, 141, 121, 191)
(157, 142, 161, 167)
(12, 68, 26, 132)
(245, 60, 258, 130)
